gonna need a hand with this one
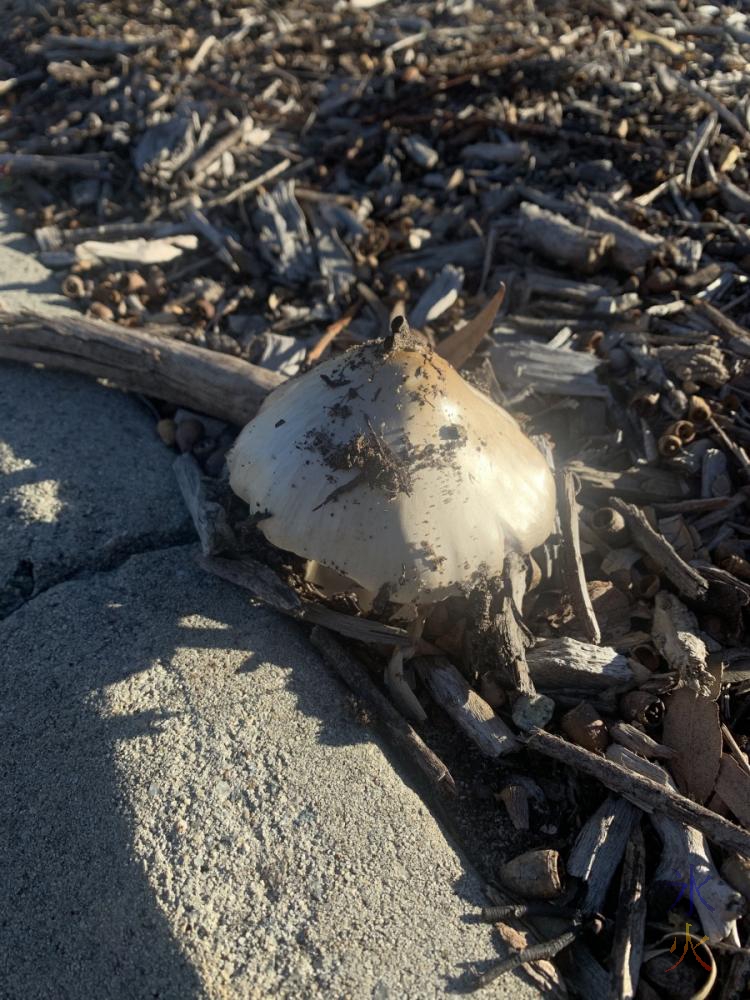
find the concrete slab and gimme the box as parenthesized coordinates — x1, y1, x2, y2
(0, 363, 193, 614)
(0, 546, 549, 1000)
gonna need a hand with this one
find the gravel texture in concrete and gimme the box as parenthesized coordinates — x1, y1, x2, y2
(0, 547, 550, 1000)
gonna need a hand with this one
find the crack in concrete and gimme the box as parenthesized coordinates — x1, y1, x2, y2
(0, 526, 198, 622)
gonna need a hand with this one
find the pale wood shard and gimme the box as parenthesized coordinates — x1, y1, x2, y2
(609, 822, 647, 1000)
(310, 627, 456, 798)
(0, 308, 283, 425)
(608, 722, 677, 760)
(662, 687, 722, 805)
(567, 795, 639, 914)
(610, 498, 709, 601)
(526, 728, 750, 857)
(557, 468, 601, 644)
(415, 657, 520, 757)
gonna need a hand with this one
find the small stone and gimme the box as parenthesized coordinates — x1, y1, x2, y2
(157, 418, 177, 447)
(402, 135, 439, 170)
(512, 693, 555, 732)
(88, 301, 114, 322)
(175, 417, 204, 453)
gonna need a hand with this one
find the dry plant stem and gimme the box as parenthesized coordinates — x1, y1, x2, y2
(471, 927, 580, 991)
(0, 308, 283, 424)
(310, 627, 456, 798)
(173, 454, 235, 556)
(526, 728, 750, 856)
(557, 468, 601, 644)
(415, 657, 520, 757)
(0, 152, 107, 176)
(609, 822, 647, 1000)
(567, 795, 639, 914)
(609, 497, 708, 600)
(306, 298, 362, 364)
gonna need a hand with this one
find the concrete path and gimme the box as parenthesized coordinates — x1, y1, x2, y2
(0, 208, 550, 998)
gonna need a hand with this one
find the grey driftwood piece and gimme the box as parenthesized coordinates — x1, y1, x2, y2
(557, 468, 601, 644)
(0, 307, 282, 424)
(567, 795, 639, 914)
(608, 746, 743, 945)
(526, 637, 632, 691)
(518, 202, 615, 274)
(527, 728, 750, 856)
(609, 823, 647, 1000)
(173, 454, 236, 556)
(610, 497, 709, 600)
(415, 657, 520, 757)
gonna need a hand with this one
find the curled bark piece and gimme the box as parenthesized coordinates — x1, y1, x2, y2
(561, 702, 609, 753)
(498, 849, 563, 901)
(519, 202, 615, 274)
(557, 468, 601, 644)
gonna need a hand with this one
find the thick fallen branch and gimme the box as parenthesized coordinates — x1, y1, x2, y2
(0, 308, 283, 424)
(526, 728, 750, 856)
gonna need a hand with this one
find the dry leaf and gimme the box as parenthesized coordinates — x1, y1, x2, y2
(715, 755, 750, 829)
(662, 687, 722, 803)
(436, 282, 505, 369)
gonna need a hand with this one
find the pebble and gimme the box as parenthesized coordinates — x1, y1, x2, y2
(157, 418, 177, 447)
(175, 417, 205, 454)
(402, 135, 439, 170)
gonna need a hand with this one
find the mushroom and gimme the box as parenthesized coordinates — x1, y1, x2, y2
(228, 317, 556, 715)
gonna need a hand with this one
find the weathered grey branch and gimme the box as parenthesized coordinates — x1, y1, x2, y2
(0, 152, 108, 177)
(609, 822, 647, 1000)
(610, 498, 709, 600)
(567, 795, 639, 913)
(173, 454, 236, 556)
(0, 308, 283, 424)
(526, 728, 750, 856)
(526, 637, 633, 691)
(518, 202, 615, 274)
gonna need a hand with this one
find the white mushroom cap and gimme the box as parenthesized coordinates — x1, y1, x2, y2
(228, 324, 555, 605)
